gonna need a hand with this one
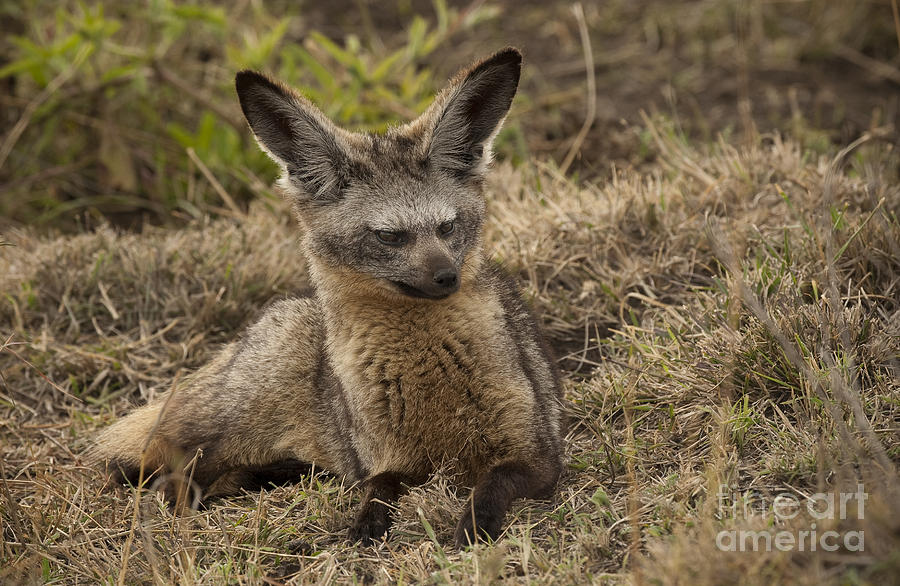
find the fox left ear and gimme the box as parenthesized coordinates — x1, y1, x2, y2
(235, 70, 350, 202)
(426, 47, 521, 178)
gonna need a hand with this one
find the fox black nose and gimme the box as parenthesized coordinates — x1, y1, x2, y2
(433, 268, 458, 289)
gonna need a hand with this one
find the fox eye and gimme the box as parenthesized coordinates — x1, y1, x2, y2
(375, 230, 407, 245)
(438, 220, 455, 236)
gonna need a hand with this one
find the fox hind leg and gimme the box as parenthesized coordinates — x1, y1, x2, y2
(107, 451, 315, 505)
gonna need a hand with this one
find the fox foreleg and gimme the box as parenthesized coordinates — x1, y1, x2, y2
(454, 459, 560, 548)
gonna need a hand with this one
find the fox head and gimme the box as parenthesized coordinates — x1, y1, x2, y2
(235, 48, 521, 301)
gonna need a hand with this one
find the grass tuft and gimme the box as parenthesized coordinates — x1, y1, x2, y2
(2, 125, 898, 583)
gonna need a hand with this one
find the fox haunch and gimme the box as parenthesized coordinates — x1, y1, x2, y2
(90, 47, 565, 548)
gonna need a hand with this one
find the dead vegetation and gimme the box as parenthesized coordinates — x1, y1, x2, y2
(3, 0, 900, 583)
(2, 121, 898, 583)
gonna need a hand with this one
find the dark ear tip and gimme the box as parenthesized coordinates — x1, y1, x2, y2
(235, 70, 277, 95)
(235, 69, 256, 86)
(472, 47, 522, 81)
(492, 47, 523, 66)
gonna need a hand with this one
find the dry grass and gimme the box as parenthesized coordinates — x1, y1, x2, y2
(2, 124, 899, 583)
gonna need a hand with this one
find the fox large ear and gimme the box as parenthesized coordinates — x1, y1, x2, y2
(427, 48, 521, 178)
(235, 71, 349, 200)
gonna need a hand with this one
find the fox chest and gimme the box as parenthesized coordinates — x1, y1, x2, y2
(334, 327, 536, 479)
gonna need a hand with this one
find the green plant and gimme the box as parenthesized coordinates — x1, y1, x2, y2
(0, 0, 495, 229)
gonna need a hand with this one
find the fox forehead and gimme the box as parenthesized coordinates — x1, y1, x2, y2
(296, 131, 464, 230)
(355, 196, 458, 231)
(344, 169, 478, 229)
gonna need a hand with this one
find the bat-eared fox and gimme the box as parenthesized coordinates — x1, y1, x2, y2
(91, 47, 565, 548)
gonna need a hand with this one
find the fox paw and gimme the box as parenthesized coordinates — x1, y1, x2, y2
(347, 509, 390, 545)
(454, 509, 502, 548)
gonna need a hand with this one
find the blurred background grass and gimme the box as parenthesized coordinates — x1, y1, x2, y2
(1, 0, 898, 231)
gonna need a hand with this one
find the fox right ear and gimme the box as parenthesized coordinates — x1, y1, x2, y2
(235, 71, 349, 200)
(426, 48, 522, 179)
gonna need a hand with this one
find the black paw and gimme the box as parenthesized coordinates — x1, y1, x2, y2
(454, 507, 502, 548)
(347, 508, 390, 545)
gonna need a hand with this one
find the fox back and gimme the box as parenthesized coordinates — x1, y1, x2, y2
(92, 48, 565, 547)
